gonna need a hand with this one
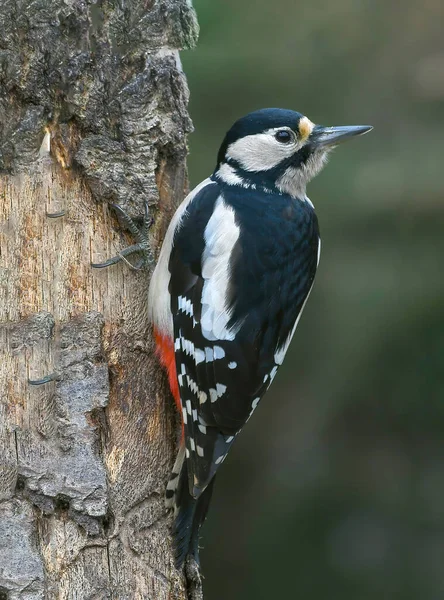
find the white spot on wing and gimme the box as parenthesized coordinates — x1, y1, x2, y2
(209, 383, 227, 403)
(178, 363, 186, 386)
(245, 397, 261, 423)
(269, 365, 278, 383)
(216, 383, 227, 397)
(194, 348, 205, 364)
(178, 295, 193, 317)
(213, 346, 225, 359)
(186, 375, 199, 396)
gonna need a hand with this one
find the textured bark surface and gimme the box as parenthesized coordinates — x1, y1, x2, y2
(0, 1, 199, 598)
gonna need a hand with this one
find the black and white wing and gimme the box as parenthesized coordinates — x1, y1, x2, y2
(169, 182, 319, 498)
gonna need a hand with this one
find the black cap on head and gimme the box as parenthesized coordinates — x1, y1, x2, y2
(217, 108, 304, 166)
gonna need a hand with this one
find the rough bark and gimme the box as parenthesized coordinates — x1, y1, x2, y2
(0, 1, 200, 598)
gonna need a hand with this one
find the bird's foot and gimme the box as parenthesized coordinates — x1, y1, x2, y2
(91, 201, 155, 270)
(28, 372, 61, 386)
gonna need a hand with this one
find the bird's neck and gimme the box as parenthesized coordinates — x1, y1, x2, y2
(213, 160, 308, 201)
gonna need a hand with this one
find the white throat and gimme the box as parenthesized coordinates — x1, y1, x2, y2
(276, 150, 330, 199)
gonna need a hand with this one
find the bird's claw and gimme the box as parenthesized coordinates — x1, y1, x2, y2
(28, 372, 61, 386)
(92, 201, 154, 270)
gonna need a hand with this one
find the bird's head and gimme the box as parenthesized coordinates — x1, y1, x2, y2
(214, 108, 372, 198)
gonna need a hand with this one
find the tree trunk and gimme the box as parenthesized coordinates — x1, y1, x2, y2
(0, 1, 200, 598)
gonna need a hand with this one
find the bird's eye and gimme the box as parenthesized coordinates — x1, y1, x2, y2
(275, 130, 293, 144)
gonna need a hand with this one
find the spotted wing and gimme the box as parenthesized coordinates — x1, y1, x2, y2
(169, 184, 319, 497)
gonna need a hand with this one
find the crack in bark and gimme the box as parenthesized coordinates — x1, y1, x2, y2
(106, 541, 112, 591)
(13, 429, 19, 467)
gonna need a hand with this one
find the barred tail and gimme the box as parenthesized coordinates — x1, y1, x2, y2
(166, 442, 215, 568)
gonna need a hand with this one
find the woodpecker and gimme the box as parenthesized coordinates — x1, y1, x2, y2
(145, 108, 372, 568)
(94, 108, 372, 569)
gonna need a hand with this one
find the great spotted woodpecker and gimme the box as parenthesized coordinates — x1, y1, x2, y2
(148, 108, 372, 568)
(94, 108, 372, 569)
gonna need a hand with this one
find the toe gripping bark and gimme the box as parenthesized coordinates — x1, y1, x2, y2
(91, 202, 155, 271)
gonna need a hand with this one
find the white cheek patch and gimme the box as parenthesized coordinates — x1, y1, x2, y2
(226, 129, 297, 172)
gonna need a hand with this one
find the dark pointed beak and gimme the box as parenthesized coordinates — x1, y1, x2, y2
(310, 124, 373, 148)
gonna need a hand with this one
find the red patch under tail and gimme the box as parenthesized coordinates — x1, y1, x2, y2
(153, 328, 183, 434)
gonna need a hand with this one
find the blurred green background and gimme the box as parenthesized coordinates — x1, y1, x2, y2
(182, 1, 444, 599)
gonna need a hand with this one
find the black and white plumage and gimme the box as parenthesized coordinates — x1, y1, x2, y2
(148, 108, 372, 568)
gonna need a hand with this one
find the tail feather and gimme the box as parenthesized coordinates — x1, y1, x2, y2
(188, 477, 215, 565)
(168, 443, 215, 568)
(166, 444, 186, 509)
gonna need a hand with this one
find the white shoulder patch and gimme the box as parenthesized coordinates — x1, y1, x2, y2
(148, 177, 214, 337)
(200, 196, 241, 341)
